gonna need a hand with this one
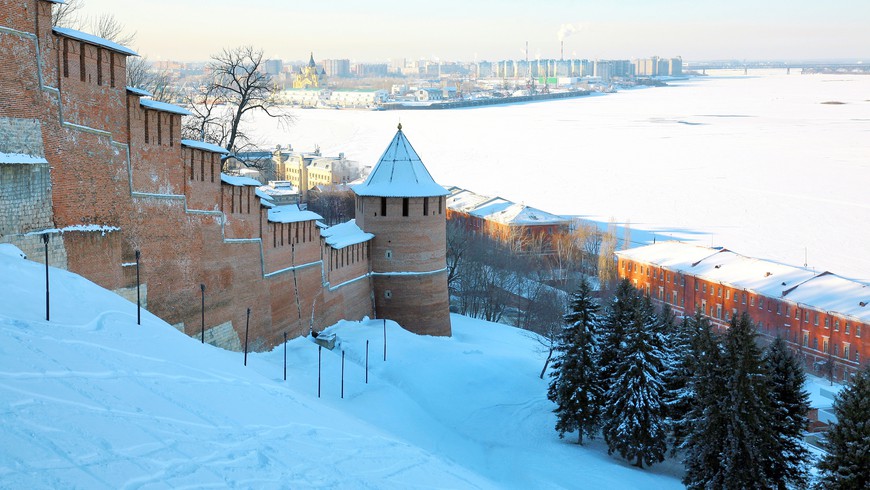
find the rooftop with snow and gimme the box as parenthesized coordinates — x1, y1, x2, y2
(352, 125, 449, 198)
(616, 241, 870, 323)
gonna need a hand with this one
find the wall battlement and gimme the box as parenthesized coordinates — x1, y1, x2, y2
(0, 0, 378, 350)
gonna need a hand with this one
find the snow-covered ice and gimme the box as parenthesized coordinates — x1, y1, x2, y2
(251, 71, 870, 283)
(0, 247, 683, 488)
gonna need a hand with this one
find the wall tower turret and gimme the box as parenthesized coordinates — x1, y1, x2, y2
(353, 124, 451, 336)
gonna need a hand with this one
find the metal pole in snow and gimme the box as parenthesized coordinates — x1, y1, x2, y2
(283, 331, 287, 381)
(365, 340, 369, 384)
(244, 307, 250, 366)
(341, 350, 345, 399)
(383, 319, 387, 362)
(317, 345, 322, 398)
(135, 250, 141, 325)
(42, 234, 49, 322)
(200, 284, 205, 344)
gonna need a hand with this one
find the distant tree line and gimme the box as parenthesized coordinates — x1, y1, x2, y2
(548, 278, 869, 488)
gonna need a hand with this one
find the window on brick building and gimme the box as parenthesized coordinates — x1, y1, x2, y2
(402, 198, 409, 217)
(785, 306, 790, 317)
(380, 197, 387, 216)
(695, 281, 698, 291)
(716, 304, 722, 319)
(802, 332, 808, 347)
(833, 344, 839, 356)
(110, 53, 115, 87)
(813, 338, 818, 350)
(423, 197, 429, 216)
(804, 311, 809, 323)
(702, 284, 707, 294)
(843, 344, 850, 360)
(843, 322, 849, 334)
(681, 276, 685, 287)
(759, 298, 764, 309)
(856, 351, 860, 363)
(856, 324, 861, 337)
(439, 196, 443, 214)
(751, 296, 755, 306)
(777, 303, 781, 315)
(823, 338, 829, 353)
(672, 291, 678, 305)
(742, 293, 746, 304)
(717, 287, 722, 297)
(814, 313, 819, 326)
(144, 111, 149, 144)
(825, 317, 830, 329)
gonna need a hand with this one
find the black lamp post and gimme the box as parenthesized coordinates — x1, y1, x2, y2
(42, 233, 50, 322)
(200, 283, 205, 343)
(135, 250, 141, 325)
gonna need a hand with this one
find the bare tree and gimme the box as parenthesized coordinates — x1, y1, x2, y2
(126, 57, 179, 103)
(89, 13, 136, 47)
(51, 0, 85, 28)
(207, 46, 292, 154)
(597, 220, 618, 291)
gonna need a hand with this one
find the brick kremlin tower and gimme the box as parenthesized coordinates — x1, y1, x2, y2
(353, 124, 452, 336)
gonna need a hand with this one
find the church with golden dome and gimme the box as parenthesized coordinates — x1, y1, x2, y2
(292, 53, 327, 89)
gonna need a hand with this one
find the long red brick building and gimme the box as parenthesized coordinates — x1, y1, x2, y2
(0, 0, 451, 349)
(616, 241, 869, 381)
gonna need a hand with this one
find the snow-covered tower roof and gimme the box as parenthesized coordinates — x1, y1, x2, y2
(353, 124, 449, 198)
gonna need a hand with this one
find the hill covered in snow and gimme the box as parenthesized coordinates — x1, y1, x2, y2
(0, 249, 682, 489)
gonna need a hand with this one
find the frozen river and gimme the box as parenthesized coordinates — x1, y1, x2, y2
(252, 71, 870, 282)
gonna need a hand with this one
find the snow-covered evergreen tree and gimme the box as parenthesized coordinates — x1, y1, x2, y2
(603, 294, 669, 468)
(817, 364, 870, 490)
(663, 311, 700, 456)
(763, 336, 811, 489)
(719, 312, 776, 489)
(547, 277, 604, 444)
(681, 312, 728, 488)
(599, 279, 636, 388)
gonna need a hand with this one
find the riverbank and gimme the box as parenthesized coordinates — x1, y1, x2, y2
(381, 90, 592, 110)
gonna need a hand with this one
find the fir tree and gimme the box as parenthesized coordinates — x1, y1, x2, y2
(663, 312, 700, 456)
(817, 364, 870, 490)
(599, 279, 637, 387)
(681, 312, 728, 489)
(719, 312, 777, 489)
(764, 336, 811, 489)
(603, 294, 669, 468)
(547, 277, 604, 444)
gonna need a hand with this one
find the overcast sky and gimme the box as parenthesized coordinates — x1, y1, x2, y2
(76, 0, 870, 63)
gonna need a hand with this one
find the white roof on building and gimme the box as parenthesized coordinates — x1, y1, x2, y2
(616, 241, 870, 323)
(320, 220, 374, 249)
(52, 27, 138, 56)
(0, 152, 48, 165)
(181, 139, 229, 154)
(126, 86, 152, 97)
(140, 99, 191, 116)
(446, 189, 494, 213)
(353, 126, 448, 198)
(783, 272, 870, 324)
(483, 203, 569, 226)
(267, 205, 322, 224)
(220, 173, 261, 187)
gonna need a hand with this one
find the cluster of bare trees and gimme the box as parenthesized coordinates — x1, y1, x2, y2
(446, 218, 620, 337)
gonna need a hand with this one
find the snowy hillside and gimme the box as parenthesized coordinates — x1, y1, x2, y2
(0, 250, 683, 488)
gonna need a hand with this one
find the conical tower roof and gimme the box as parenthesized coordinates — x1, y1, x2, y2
(308, 52, 316, 68)
(353, 124, 449, 197)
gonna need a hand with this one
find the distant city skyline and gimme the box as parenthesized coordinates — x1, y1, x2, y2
(77, 0, 870, 63)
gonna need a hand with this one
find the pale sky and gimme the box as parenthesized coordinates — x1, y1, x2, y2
(76, 0, 870, 63)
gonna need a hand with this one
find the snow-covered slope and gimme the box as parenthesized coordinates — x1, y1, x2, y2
(0, 250, 682, 489)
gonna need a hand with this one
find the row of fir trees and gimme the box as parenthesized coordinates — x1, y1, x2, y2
(548, 278, 869, 489)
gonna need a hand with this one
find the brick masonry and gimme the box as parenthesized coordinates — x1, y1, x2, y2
(0, 0, 451, 351)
